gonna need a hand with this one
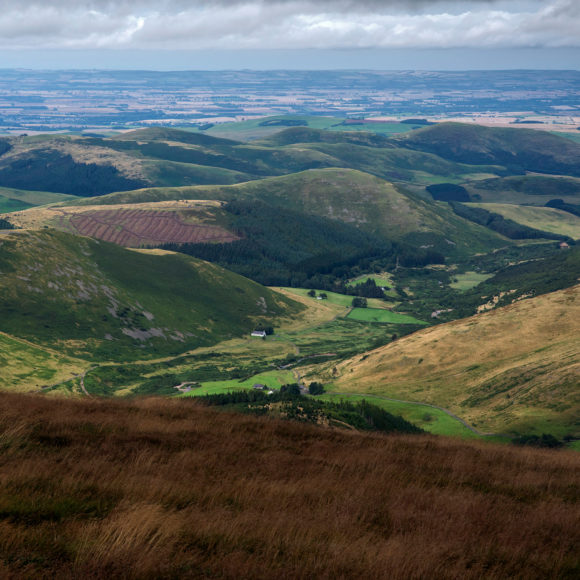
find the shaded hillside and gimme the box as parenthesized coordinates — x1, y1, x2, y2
(0, 230, 301, 361)
(256, 126, 395, 148)
(397, 122, 580, 176)
(95, 130, 342, 178)
(0, 149, 147, 196)
(257, 126, 503, 183)
(0, 392, 577, 579)
(332, 285, 580, 437)
(115, 127, 241, 148)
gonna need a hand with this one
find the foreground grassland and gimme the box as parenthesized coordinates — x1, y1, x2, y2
(330, 285, 580, 437)
(0, 393, 577, 578)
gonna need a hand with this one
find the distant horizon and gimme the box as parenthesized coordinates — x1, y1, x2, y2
(2, 47, 579, 72)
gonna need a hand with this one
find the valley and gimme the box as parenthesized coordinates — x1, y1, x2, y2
(0, 118, 578, 446)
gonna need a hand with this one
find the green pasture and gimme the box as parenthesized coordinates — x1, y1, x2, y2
(280, 287, 392, 309)
(348, 273, 393, 287)
(346, 273, 398, 297)
(467, 203, 580, 240)
(317, 393, 482, 439)
(347, 308, 427, 325)
(0, 196, 33, 214)
(180, 369, 295, 397)
(450, 271, 494, 291)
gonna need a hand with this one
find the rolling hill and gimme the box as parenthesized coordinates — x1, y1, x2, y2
(465, 175, 580, 205)
(396, 122, 580, 176)
(0, 229, 302, 361)
(72, 168, 508, 255)
(330, 284, 580, 437)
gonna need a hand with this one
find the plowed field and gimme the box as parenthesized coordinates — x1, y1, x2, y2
(69, 209, 238, 247)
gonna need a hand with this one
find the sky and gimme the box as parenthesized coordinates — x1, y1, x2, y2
(0, 0, 579, 70)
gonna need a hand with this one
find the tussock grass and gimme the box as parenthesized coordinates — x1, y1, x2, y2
(0, 392, 577, 578)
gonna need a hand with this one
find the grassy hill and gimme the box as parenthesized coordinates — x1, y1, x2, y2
(467, 203, 580, 240)
(331, 285, 580, 437)
(397, 122, 580, 176)
(0, 230, 302, 361)
(202, 114, 431, 141)
(0, 187, 76, 213)
(0, 392, 577, 578)
(466, 175, 580, 205)
(74, 169, 507, 255)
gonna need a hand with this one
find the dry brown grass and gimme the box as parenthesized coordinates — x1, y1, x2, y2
(331, 285, 580, 435)
(0, 392, 577, 579)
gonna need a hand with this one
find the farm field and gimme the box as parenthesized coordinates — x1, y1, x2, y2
(180, 370, 296, 397)
(467, 203, 580, 239)
(280, 287, 394, 309)
(347, 308, 427, 325)
(450, 271, 494, 291)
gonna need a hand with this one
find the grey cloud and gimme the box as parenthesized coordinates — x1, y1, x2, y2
(0, 1, 577, 50)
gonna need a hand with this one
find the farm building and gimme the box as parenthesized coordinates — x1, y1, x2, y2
(251, 330, 267, 338)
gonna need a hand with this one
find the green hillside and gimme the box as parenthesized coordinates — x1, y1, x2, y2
(202, 115, 425, 141)
(0, 187, 76, 213)
(466, 175, 580, 205)
(467, 203, 580, 240)
(0, 230, 302, 361)
(397, 122, 580, 176)
(76, 169, 507, 255)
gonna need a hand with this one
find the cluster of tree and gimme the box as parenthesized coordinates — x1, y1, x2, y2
(449, 201, 571, 241)
(197, 389, 423, 434)
(0, 218, 15, 230)
(308, 382, 325, 395)
(426, 183, 470, 202)
(345, 278, 386, 298)
(307, 290, 327, 299)
(512, 433, 563, 448)
(545, 198, 580, 218)
(351, 297, 368, 308)
(161, 199, 443, 290)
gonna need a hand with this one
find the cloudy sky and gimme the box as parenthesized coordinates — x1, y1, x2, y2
(1, 0, 579, 69)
